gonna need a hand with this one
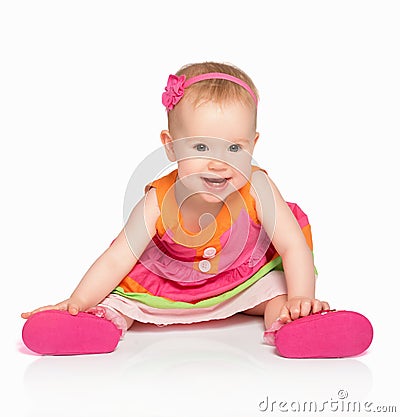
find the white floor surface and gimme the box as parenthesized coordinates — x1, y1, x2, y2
(5, 306, 398, 417)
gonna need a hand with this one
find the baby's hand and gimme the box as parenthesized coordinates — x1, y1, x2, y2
(279, 297, 330, 323)
(21, 299, 82, 319)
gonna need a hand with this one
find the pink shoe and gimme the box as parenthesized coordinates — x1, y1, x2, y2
(22, 310, 122, 355)
(273, 310, 373, 358)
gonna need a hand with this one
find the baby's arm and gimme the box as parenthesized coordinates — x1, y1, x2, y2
(21, 187, 160, 318)
(251, 170, 329, 321)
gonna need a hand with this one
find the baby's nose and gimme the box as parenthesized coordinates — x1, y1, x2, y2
(207, 158, 230, 171)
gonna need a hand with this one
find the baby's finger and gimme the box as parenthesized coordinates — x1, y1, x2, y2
(279, 305, 292, 323)
(67, 304, 80, 315)
(321, 301, 330, 311)
(311, 299, 322, 313)
(21, 305, 61, 319)
(300, 299, 312, 317)
(289, 305, 301, 320)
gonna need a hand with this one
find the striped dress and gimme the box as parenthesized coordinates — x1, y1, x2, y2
(101, 165, 314, 325)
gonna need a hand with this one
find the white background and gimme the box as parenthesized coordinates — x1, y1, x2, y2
(1, 1, 399, 416)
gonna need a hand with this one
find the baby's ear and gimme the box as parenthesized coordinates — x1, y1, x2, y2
(160, 130, 176, 162)
(253, 132, 260, 146)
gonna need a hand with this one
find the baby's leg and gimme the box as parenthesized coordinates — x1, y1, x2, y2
(88, 304, 134, 334)
(242, 294, 287, 329)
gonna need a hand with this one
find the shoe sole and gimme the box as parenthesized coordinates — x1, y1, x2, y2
(275, 310, 373, 358)
(22, 310, 121, 355)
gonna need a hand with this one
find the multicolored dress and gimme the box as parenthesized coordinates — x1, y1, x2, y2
(101, 165, 314, 325)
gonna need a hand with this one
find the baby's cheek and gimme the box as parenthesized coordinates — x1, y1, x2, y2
(226, 154, 253, 179)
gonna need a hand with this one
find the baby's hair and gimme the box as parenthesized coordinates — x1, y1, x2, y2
(176, 61, 259, 107)
(168, 62, 258, 130)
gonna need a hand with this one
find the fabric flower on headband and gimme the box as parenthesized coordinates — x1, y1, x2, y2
(161, 74, 186, 111)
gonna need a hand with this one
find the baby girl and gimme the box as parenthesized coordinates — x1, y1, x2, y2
(21, 62, 373, 358)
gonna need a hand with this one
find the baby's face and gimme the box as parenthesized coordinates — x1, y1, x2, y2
(162, 99, 259, 204)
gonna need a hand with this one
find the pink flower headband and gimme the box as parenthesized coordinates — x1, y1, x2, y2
(161, 72, 258, 111)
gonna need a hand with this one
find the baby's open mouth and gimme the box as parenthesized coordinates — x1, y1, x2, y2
(201, 177, 231, 189)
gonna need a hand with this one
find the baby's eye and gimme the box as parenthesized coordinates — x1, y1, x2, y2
(194, 144, 209, 152)
(228, 144, 241, 152)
